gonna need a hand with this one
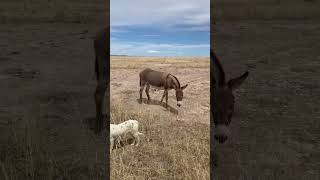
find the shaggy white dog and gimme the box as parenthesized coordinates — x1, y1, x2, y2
(110, 119, 143, 150)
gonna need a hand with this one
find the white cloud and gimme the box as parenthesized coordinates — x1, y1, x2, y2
(147, 50, 160, 53)
(183, 13, 210, 26)
(111, 0, 209, 31)
(110, 27, 128, 33)
(111, 41, 209, 56)
(110, 0, 209, 56)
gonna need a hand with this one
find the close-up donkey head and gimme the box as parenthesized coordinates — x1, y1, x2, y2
(211, 50, 249, 144)
(175, 84, 188, 107)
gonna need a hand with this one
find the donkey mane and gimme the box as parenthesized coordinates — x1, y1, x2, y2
(169, 74, 180, 88)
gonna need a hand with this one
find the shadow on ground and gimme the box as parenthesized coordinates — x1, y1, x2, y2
(137, 98, 179, 115)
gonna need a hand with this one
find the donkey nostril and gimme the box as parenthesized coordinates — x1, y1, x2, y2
(214, 135, 219, 140)
(215, 135, 228, 143)
(223, 136, 228, 141)
(220, 136, 227, 143)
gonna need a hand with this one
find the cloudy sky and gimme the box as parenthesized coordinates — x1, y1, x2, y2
(111, 0, 210, 57)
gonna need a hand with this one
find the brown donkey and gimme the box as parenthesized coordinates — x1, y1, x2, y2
(139, 68, 188, 108)
(211, 50, 249, 144)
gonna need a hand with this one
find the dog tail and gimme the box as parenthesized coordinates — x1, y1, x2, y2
(138, 132, 144, 136)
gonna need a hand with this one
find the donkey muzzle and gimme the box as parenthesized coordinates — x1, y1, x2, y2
(177, 101, 182, 107)
(215, 134, 228, 144)
(214, 125, 231, 144)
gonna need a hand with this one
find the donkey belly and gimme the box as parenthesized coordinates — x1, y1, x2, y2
(144, 71, 165, 87)
(150, 85, 165, 90)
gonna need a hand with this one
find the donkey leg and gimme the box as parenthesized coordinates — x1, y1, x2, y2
(95, 80, 107, 133)
(165, 90, 169, 108)
(139, 81, 145, 103)
(145, 84, 151, 102)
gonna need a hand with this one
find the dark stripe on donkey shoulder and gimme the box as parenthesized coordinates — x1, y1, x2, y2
(167, 74, 180, 88)
(171, 74, 180, 88)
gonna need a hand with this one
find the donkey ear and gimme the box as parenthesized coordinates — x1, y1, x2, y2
(227, 71, 249, 91)
(181, 84, 188, 90)
(211, 50, 226, 87)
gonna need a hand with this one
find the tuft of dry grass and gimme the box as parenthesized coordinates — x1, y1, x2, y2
(110, 99, 210, 180)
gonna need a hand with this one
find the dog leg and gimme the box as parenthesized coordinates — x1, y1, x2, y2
(160, 90, 166, 103)
(132, 133, 141, 146)
(110, 137, 114, 151)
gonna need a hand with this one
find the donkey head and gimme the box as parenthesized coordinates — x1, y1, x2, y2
(175, 84, 188, 107)
(211, 50, 249, 144)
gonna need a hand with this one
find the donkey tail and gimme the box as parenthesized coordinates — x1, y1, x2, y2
(139, 77, 142, 86)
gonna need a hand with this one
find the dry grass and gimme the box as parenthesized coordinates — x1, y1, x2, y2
(111, 56, 209, 69)
(110, 99, 210, 180)
(0, 118, 105, 180)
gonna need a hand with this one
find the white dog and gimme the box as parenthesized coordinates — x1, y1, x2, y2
(110, 119, 143, 150)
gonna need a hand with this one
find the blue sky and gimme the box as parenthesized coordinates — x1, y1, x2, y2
(111, 0, 210, 57)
